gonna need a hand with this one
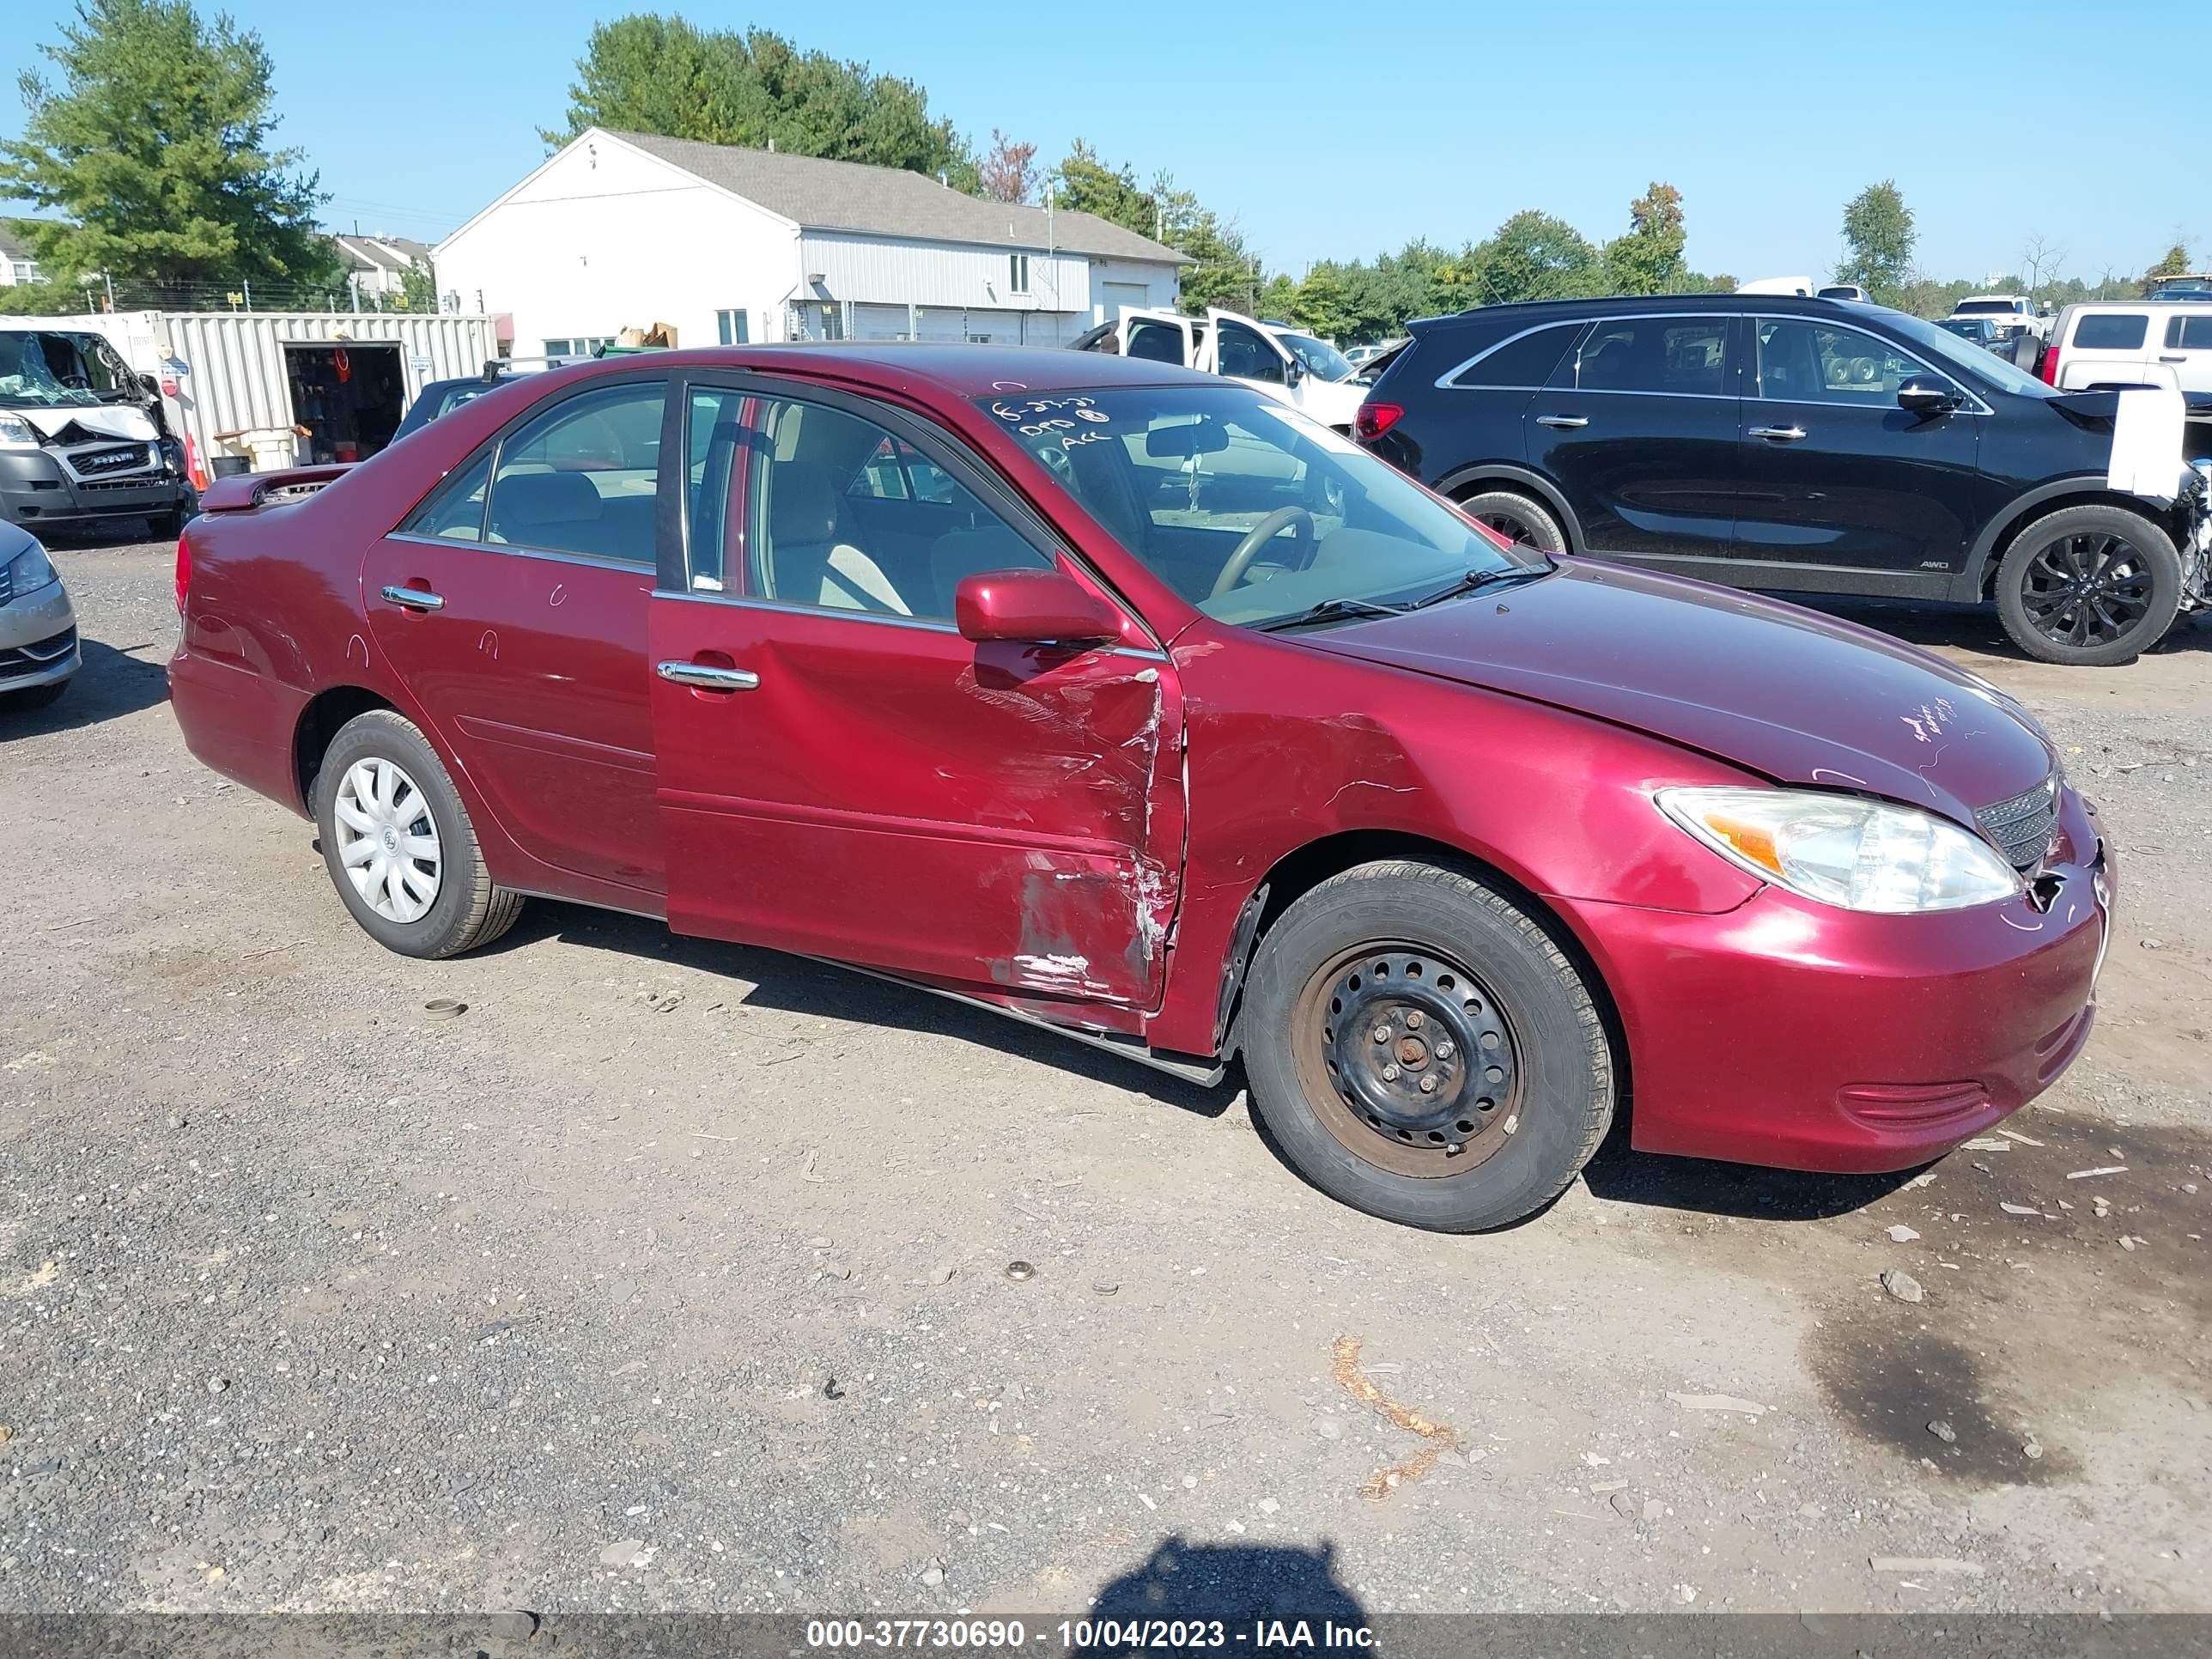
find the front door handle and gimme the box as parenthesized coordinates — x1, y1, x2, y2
(1749, 425, 1808, 442)
(380, 584, 445, 611)
(656, 659, 760, 691)
(1535, 414, 1589, 429)
(2160, 354, 2187, 363)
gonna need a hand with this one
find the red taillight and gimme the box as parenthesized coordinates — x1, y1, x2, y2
(173, 532, 191, 614)
(2039, 342, 2059, 386)
(1354, 401, 1404, 443)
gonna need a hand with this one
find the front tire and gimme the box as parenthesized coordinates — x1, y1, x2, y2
(312, 708, 524, 958)
(1240, 860, 1613, 1231)
(1994, 505, 2181, 666)
(0, 679, 68, 713)
(1452, 489, 1568, 554)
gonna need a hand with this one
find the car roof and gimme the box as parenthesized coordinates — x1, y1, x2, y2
(538, 342, 1222, 398)
(1408, 293, 1881, 331)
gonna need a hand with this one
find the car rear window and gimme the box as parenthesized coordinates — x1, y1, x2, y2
(2073, 313, 2148, 350)
(1449, 323, 1583, 389)
(2166, 314, 2212, 350)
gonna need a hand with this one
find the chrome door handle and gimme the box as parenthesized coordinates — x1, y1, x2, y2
(656, 659, 760, 690)
(2160, 354, 2187, 363)
(380, 584, 445, 611)
(1749, 425, 1808, 441)
(1535, 415, 1589, 429)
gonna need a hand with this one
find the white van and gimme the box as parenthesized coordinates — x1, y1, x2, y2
(1071, 307, 1369, 432)
(2042, 301, 2212, 397)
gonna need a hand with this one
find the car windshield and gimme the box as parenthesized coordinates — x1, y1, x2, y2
(1276, 332, 1356, 382)
(1881, 310, 2054, 398)
(0, 331, 103, 408)
(978, 385, 1533, 629)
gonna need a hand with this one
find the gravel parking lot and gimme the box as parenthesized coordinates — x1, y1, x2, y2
(3, 532, 2208, 1620)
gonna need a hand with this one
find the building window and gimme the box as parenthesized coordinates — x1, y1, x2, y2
(543, 336, 616, 359)
(716, 309, 750, 345)
(1009, 254, 1030, 295)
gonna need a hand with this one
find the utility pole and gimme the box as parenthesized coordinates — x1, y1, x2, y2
(242, 277, 252, 311)
(103, 271, 115, 311)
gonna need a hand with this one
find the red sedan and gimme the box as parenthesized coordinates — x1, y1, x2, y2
(168, 346, 2111, 1231)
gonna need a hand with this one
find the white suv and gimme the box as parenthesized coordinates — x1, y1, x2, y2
(2041, 301, 2212, 398)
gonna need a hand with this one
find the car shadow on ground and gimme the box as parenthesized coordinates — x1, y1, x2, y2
(1077, 1537, 1369, 1644)
(1578, 1110, 1921, 1220)
(0, 639, 169, 736)
(494, 899, 1236, 1121)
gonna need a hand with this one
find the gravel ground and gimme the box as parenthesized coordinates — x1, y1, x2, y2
(2, 532, 2208, 1620)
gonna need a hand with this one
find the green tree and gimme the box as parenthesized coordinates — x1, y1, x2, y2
(0, 0, 340, 295)
(544, 13, 976, 188)
(1601, 181, 1686, 295)
(1462, 210, 1604, 304)
(1835, 180, 1915, 304)
(2142, 240, 2191, 295)
(1054, 141, 1158, 238)
(385, 259, 438, 313)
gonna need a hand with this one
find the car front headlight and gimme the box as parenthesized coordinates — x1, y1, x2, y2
(0, 412, 43, 451)
(3, 539, 58, 600)
(1656, 787, 2021, 914)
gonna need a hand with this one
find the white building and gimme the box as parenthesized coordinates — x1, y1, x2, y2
(330, 233, 433, 302)
(0, 222, 46, 288)
(434, 128, 1188, 357)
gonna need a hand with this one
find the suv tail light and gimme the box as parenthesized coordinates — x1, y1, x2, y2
(2038, 342, 2059, 386)
(173, 532, 191, 614)
(1354, 401, 1403, 443)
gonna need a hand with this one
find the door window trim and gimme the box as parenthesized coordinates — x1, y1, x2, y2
(1748, 314, 1992, 415)
(665, 368, 1167, 653)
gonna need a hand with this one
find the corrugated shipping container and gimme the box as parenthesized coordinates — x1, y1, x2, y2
(5, 310, 497, 477)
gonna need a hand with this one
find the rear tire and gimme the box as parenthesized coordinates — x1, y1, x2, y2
(1994, 505, 2181, 666)
(312, 708, 524, 958)
(1240, 860, 1613, 1231)
(1452, 489, 1568, 554)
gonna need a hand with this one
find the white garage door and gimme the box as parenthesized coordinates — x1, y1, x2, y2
(849, 304, 911, 341)
(1102, 281, 1152, 318)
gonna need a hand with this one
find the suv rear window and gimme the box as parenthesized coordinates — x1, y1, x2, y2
(2073, 313, 2148, 350)
(2166, 314, 2212, 350)
(1449, 323, 1583, 389)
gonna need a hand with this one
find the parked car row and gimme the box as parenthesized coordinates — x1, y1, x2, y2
(1068, 307, 1368, 433)
(167, 342, 2112, 1234)
(1353, 294, 2211, 665)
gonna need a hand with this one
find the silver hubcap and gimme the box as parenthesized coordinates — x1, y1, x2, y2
(333, 757, 442, 923)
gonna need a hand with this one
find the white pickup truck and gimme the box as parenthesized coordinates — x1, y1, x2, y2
(1070, 307, 1369, 433)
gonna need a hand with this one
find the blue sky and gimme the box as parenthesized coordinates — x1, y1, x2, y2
(2, 0, 2197, 284)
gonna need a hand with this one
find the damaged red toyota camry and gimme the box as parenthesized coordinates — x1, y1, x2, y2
(169, 345, 2112, 1231)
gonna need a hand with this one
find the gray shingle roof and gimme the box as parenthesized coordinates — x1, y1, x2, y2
(607, 130, 1188, 265)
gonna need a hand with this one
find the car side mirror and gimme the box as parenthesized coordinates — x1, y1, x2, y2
(1284, 355, 1306, 388)
(1898, 377, 1960, 417)
(955, 568, 1121, 647)
(137, 371, 162, 400)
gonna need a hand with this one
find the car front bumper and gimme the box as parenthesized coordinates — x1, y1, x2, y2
(0, 447, 191, 529)
(1558, 787, 2112, 1174)
(0, 580, 81, 691)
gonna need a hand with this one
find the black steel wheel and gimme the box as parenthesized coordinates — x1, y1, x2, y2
(1241, 860, 1613, 1232)
(1297, 945, 1522, 1178)
(1995, 504, 2181, 667)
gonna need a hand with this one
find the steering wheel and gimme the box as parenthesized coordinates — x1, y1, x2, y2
(1210, 506, 1316, 599)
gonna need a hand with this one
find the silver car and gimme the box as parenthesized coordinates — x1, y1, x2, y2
(0, 520, 78, 710)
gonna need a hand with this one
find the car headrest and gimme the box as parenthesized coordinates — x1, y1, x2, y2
(492, 469, 601, 528)
(769, 465, 842, 545)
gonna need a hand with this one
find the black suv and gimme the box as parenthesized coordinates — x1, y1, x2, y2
(1357, 295, 2209, 665)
